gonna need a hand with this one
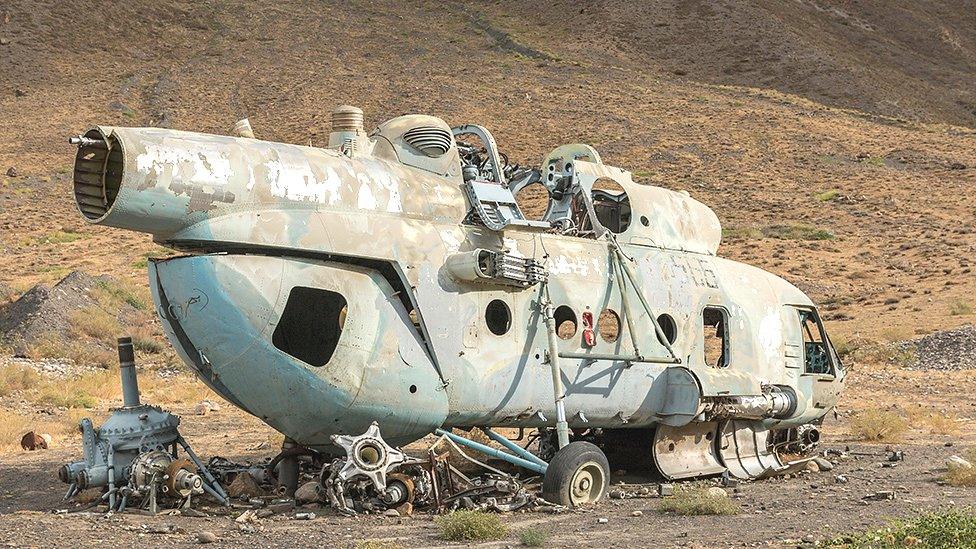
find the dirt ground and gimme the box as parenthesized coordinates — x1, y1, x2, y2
(1, 360, 974, 548)
(2, 1, 976, 547)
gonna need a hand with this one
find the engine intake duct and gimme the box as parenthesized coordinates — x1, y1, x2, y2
(71, 131, 123, 221)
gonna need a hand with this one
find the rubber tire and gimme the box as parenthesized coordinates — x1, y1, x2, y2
(541, 441, 610, 507)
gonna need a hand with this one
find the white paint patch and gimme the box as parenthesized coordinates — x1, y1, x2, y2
(502, 237, 523, 257)
(266, 158, 328, 202)
(548, 255, 595, 277)
(370, 167, 403, 213)
(440, 229, 462, 252)
(357, 182, 376, 210)
(757, 309, 782, 358)
(136, 143, 232, 186)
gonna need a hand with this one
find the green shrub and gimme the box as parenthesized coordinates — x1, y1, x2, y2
(825, 508, 976, 548)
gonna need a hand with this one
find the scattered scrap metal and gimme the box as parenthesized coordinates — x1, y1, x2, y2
(57, 338, 550, 518)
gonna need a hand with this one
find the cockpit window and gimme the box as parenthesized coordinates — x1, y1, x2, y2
(799, 309, 833, 375)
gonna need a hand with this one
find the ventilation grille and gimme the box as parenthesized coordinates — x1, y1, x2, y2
(403, 126, 452, 157)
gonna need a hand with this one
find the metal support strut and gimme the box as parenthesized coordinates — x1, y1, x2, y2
(540, 281, 570, 450)
(434, 429, 547, 474)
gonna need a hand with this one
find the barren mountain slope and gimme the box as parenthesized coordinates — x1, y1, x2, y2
(486, 0, 976, 127)
(0, 0, 974, 344)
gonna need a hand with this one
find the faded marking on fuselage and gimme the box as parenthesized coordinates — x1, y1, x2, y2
(357, 180, 377, 210)
(549, 254, 597, 277)
(757, 309, 782, 359)
(136, 142, 232, 186)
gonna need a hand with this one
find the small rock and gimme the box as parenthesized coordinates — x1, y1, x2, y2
(631, 510, 643, 517)
(294, 481, 322, 504)
(888, 450, 904, 462)
(0, 37, 9, 45)
(196, 531, 217, 544)
(14, 89, 25, 97)
(597, 517, 609, 524)
(706, 487, 728, 499)
(945, 442, 955, 447)
(863, 490, 896, 501)
(813, 457, 834, 471)
(948, 455, 973, 469)
(5, 166, 17, 177)
(395, 502, 413, 516)
(227, 472, 265, 499)
(383, 508, 400, 517)
(658, 484, 674, 497)
(803, 534, 815, 543)
(294, 512, 316, 520)
(834, 474, 848, 484)
(805, 460, 820, 473)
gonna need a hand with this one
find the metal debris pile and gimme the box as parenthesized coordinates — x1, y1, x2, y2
(56, 340, 547, 518)
(206, 422, 548, 518)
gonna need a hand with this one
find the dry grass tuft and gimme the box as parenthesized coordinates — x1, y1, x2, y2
(658, 487, 740, 516)
(26, 333, 118, 369)
(0, 363, 44, 397)
(906, 406, 960, 435)
(69, 307, 121, 343)
(849, 409, 909, 442)
(950, 299, 974, 316)
(436, 510, 508, 541)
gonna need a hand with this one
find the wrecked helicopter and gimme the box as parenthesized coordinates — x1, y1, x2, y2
(69, 105, 845, 507)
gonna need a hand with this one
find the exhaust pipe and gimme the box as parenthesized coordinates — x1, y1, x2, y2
(117, 336, 140, 408)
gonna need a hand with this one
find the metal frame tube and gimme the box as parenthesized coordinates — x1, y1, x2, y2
(540, 283, 570, 449)
(480, 428, 548, 468)
(558, 351, 680, 363)
(435, 429, 547, 474)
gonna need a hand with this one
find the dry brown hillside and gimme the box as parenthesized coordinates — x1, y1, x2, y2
(0, 0, 974, 346)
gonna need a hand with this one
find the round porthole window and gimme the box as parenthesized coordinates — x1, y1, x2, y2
(554, 306, 577, 339)
(657, 313, 678, 344)
(485, 299, 512, 336)
(598, 309, 621, 342)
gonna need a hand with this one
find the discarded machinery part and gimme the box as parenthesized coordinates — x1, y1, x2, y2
(652, 422, 726, 480)
(445, 249, 546, 287)
(57, 336, 228, 510)
(331, 421, 406, 490)
(443, 474, 533, 512)
(435, 428, 547, 475)
(541, 441, 610, 507)
(68, 135, 106, 148)
(276, 438, 301, 497)
(775, 424, 821, 454)
(706, 386, 797, 421)
(718, 420, 784, 480)
(166, 458, 205, 497)
(232, 118, 255, 139)
(480, 428, 548, 468)
(381, 473, 415, 506)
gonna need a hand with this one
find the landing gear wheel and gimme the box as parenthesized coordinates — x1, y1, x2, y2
(541, 441, 610, 507)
